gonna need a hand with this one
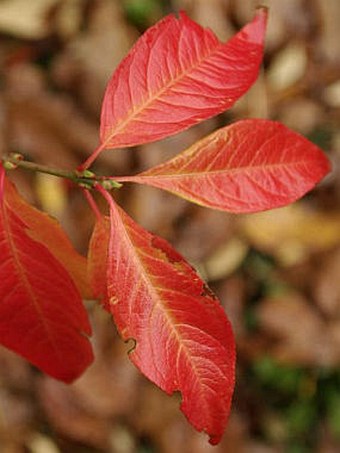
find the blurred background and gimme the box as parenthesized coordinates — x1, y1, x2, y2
(0, 0, 339, 452)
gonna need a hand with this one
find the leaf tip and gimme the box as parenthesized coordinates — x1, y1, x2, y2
(208, 434, 222, 446)
(240, 5, 268, 45)
(178, 9, 189, 20)
(58, 346, 95, 383)
(256, 4, 269, 18)
(321, 152, 332, 177)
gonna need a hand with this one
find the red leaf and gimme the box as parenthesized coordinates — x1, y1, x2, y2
(3, 177, 91, 298)
(0, 166, 93, 382)
(116, 119, 331, 213)
(103, 196, 235, 444)
(99, 8, 267, 150)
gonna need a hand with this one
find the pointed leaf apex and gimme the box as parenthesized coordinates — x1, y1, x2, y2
(240, 6, 268, 44)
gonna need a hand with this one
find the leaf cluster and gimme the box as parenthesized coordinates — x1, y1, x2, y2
(0, 8, 330, 445)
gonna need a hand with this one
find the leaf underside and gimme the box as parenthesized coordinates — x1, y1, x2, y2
(97, 201, 236, 445)
(99, 8, 267, 149)
(116, 119, 331, 213)
(0, 166, 93, 382)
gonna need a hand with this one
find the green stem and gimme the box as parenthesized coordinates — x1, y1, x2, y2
(1, 153, 122, 190)
(3, 154, 79, 179)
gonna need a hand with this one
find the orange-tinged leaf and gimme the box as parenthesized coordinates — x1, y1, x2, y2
(0, 165, 93, 382)
(104, 196, 235, 445)
(116, 120, 331, 213)
(99, 8, 267, 150)
(88, 215, 110, 309)
(4, 177, 91, 298)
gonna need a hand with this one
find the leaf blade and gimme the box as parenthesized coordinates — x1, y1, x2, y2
(117, 119, 331, 213)
(0, 167, 94, 382)
(3, 177, 91, 298)
(99, 8, 267, 149)
(104, 199, 235, 444)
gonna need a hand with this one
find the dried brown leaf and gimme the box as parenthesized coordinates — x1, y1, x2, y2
(256, 294, 340, 366)
(0, 0, 57, 39)
(315, 248, 340, 317)
(241, 205, 340, 265)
